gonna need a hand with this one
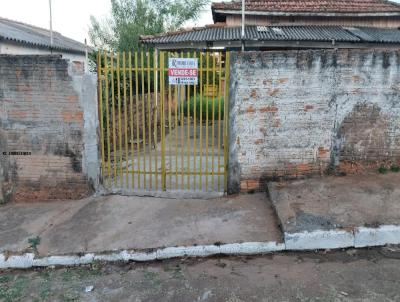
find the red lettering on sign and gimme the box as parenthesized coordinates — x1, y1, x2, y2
(168, 68, 198, 77)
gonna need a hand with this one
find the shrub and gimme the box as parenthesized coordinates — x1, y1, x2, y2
(378, 166, 389, 174)
(181, 94, 224, 121)
(390, 166, 400, 173)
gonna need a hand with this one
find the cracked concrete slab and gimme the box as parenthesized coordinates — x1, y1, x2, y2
(0, 193, 283, 256)
(268, 173, 400, 234)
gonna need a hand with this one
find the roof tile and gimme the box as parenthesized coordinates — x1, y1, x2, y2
(212, 0, 400, 13)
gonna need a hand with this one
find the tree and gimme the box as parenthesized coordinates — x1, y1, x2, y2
(89, 0, 209, 51)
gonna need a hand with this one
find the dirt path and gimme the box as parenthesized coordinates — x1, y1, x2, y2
(1, 247, 400, 301)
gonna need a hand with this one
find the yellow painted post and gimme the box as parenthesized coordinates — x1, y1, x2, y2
(161, 51, 167, 191)
(123, 52, 129, 188)
(217, 52, 222, 191)
(129, 52, 135, 189)
(147, 51, 152, 189)
(199, 52, 203, 191)
(135, 52, 141, 189)
(104, 53, 111, 186)
(141, 51, 147, 190)
(224, 52, 230, 193)
(117, 53, 123, 186)
(97, 52, 106, 186)
(110, 53, 117, 185)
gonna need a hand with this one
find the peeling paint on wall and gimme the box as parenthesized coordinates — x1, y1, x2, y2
(229, 50, 400, 193)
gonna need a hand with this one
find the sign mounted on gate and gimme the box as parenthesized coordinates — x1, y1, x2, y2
(168, 58, 198, 85)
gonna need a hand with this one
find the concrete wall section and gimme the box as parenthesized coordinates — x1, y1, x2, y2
(229, 50, 400, 193)
(0, 55, 98, 202)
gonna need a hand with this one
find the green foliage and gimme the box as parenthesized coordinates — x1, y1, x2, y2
(28, 236, 41, 253)
(181, 94, 224, 121)
(390, 165, 400, 173)
(89, 0, 209, 52)
(378, 166, 389, 174)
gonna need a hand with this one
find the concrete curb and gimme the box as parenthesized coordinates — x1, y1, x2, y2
(1, 225, 399, 269)
(0, 242, 285, 269)
(284, 225, 400, 251)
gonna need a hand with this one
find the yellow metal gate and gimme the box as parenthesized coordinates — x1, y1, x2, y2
(97, 51, 230, 193)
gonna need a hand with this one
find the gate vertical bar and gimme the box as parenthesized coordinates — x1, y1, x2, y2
(135, 53, 141, 189)
(205, 53, 210, 191)
(140, 51, 146, 190)
(186, 51, 191, 190)
(104, 53, 111, 186)
(217, 52, 222, 191)
(211, 53, 216, 191)
(110, 53, 117, 185)
(154, 50, 159, 190)
(97, 52, 106, 186)
(224, 52, 230, 193)
(123, 52, 129, 188)
(160, 51, 167, 190)
(117, 53, 123, 186)
(168, 53, 172, 190)
(193, 51, 197, 190)
(199, 52, 203, 191)
(147, 51, 152, 189)
(180, 52, 184, 190)
(129, 52, 135, 189)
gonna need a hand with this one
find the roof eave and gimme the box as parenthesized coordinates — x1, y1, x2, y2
(1, 37, 87, 55)
(213, 9, 400, 18)
(144, 40, 400, 50)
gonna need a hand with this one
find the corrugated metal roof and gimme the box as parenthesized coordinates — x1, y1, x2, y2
(0, 17, 87, 54)
(141, 25, 400, 45)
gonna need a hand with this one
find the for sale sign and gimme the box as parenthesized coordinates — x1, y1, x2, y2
(168, 58, 198, 85)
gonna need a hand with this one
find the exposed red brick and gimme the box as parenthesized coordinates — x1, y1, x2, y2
(260, 106, 278, 113)
(246, 106, 256, 113)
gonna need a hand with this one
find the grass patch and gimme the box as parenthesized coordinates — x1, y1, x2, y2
(390, 166, 400, 173)
(0, 275, 28, 302)
(181, 94, 224, 121)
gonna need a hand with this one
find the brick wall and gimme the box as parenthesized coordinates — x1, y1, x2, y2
(228, 50, 400, 193)
(0, 55, 97, 202)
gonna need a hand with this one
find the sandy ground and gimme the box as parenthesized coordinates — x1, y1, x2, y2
(1, 247, 400, 301)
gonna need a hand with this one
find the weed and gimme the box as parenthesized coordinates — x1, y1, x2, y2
(378, 166, 388, 174)
(390, 166, 400, 173)
(28, 236, 41, 253)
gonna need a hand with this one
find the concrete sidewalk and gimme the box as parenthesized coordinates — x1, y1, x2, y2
(0, 193, 282, 256)
(268, 173, 400, 250)
(1, 173, 400, 269)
